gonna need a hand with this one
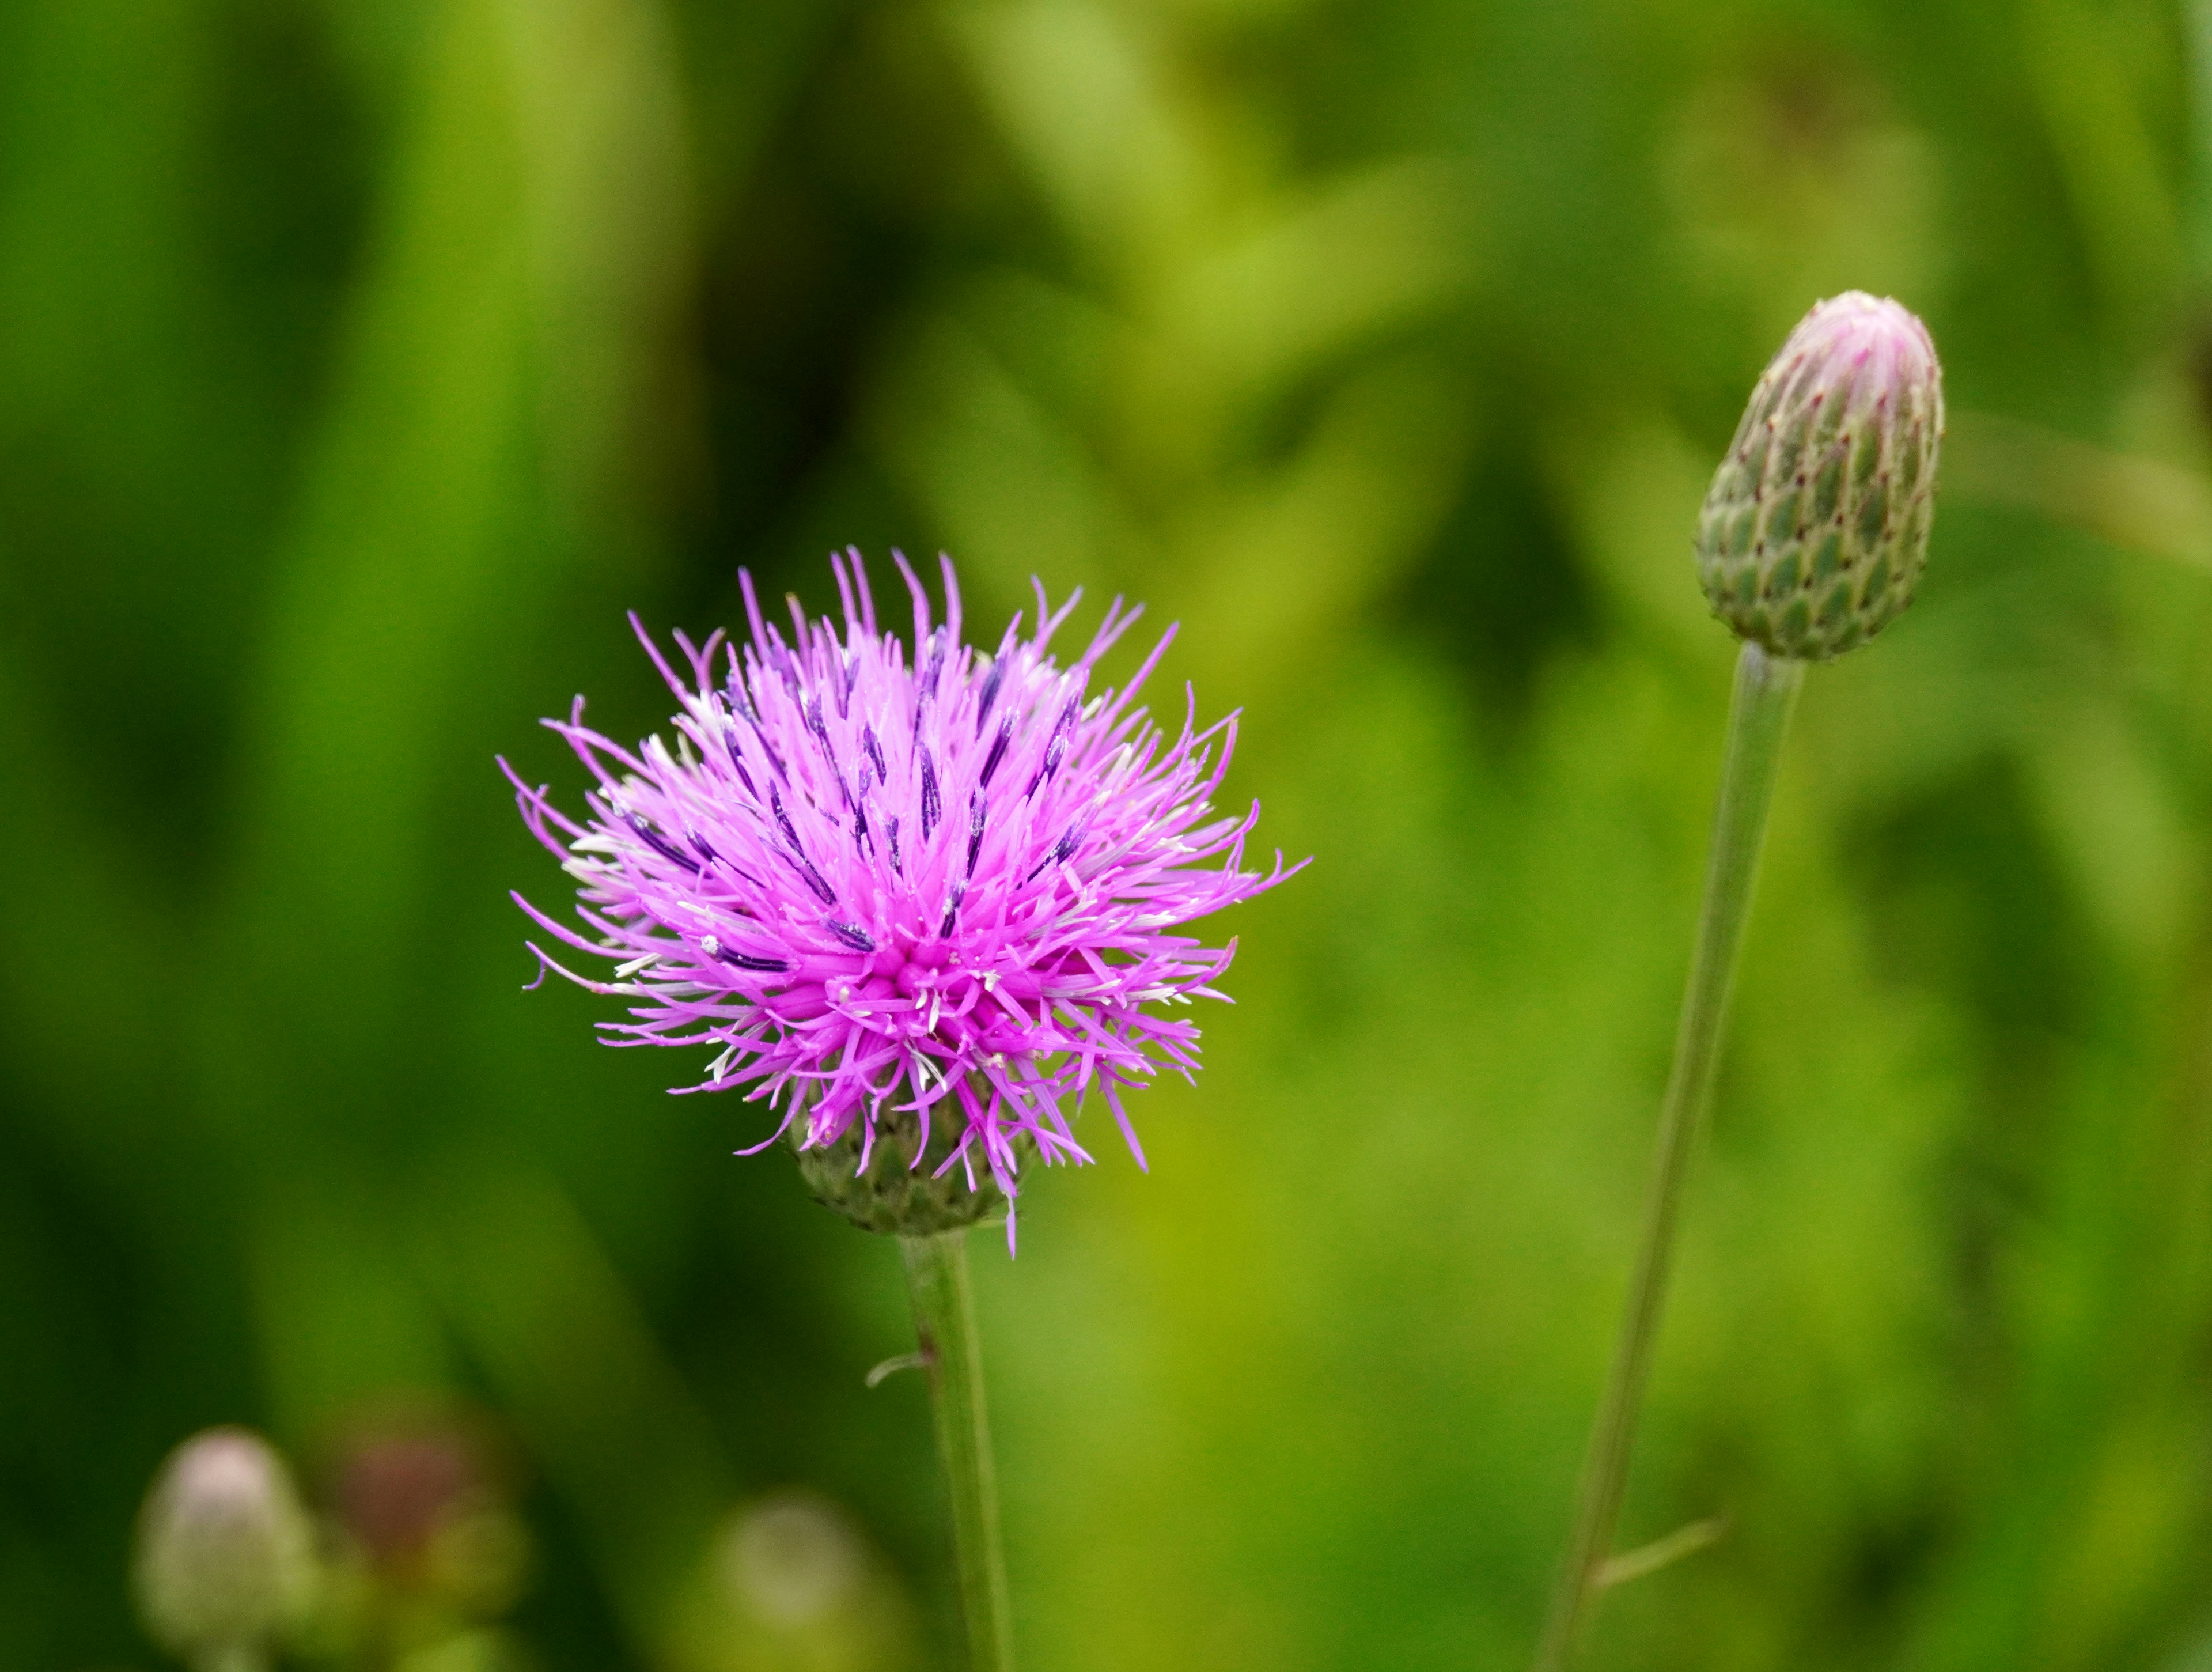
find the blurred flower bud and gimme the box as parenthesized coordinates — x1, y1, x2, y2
(1696, 291, 1942, 659)
(134, 1428, 316, 1663)
(337, 1428, 479, 1567)
(665, 1491, 916, 1672)
(330, 1406, 529, 1621)
(725, 1492, 866, 1630)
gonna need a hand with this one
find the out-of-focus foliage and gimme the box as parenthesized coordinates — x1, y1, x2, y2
(6, 0, 2212, 1668)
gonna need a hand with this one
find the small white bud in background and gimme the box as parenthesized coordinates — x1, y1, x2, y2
(134, 1427, 316, 1666)
(722, 1492, 866, 1629)
(664, 1489, 918, 1672)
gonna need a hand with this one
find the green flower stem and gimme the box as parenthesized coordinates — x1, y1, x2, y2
(1531, 642, 1805, 1672)
(901, 1228, 1015, 1672)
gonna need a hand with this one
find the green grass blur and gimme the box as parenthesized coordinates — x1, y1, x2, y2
(5, 0, 2212, 1667)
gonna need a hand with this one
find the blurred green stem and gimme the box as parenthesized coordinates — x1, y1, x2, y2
(902, 1229, 1014, 1672)
(1531, 642, 1804, 1672)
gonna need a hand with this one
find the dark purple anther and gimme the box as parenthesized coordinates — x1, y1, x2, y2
(940, 880, 966, 939)
(725, 736, 759, 800)
(1024, 734, 1066, 800)
(782, 848, 838, 907)
(770, 785, 802, 854)
(910, 678, 933, 742)
(967, 790, 987, 876)
(628, 815, 703, 874)
(920, 748, 940, 839)
(979, 717, 1012, 789)
(1025, 819, 1085, 883)
(807, 695, 849, 801)
(887, 815, 903, 876)
(714, 945, 791, 974)
(827, 918, 877, 953)
(975, 659, 1006, 732)
(862, 724, 887, 782)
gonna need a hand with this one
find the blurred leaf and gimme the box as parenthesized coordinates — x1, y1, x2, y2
(416, 1162, 732, 1642)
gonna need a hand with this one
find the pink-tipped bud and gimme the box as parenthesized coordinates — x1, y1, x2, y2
(134, 1428, 316, 1661)
(1696, 292, 1944, 660)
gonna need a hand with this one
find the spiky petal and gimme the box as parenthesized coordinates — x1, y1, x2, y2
(505, 551, 1298, 1247)
(1696, 292, 1944, 661)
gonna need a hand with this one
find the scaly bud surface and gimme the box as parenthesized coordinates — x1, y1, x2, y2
(135, 1428, 316, 1662)
(1696, 292, 1942, 660)
(796, 1110, 1021, 1235)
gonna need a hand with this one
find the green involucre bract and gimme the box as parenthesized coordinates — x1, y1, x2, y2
(1696, 292, 1943, 661)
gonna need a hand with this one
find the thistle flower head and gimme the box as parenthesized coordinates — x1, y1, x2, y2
(134, 1428, 317, 1661)
(1696, 292, 1943, 660)
(506, 551, 1296, 1247)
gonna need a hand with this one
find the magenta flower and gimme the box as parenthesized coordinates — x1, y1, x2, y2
(505, 550, 1294, 1243)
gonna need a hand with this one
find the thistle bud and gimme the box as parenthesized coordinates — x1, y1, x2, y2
(134, 1428, 316, 1662)
(794, 1111, 1018, 1237)
(1696, 292, 1943, 660)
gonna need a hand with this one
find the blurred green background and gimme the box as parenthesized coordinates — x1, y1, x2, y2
(7, 0, 2212, 1667)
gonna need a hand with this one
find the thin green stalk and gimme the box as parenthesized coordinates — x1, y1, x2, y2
(1531, 641, 1805, 1672)
(901, 1228, 1014, 1672)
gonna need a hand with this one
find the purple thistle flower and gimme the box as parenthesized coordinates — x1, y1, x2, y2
(503, 550, 1298, 1247)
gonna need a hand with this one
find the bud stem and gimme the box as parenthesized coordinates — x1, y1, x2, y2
(1531, 642, 1804, 1671)
(900, 1228, 1015, 1672)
